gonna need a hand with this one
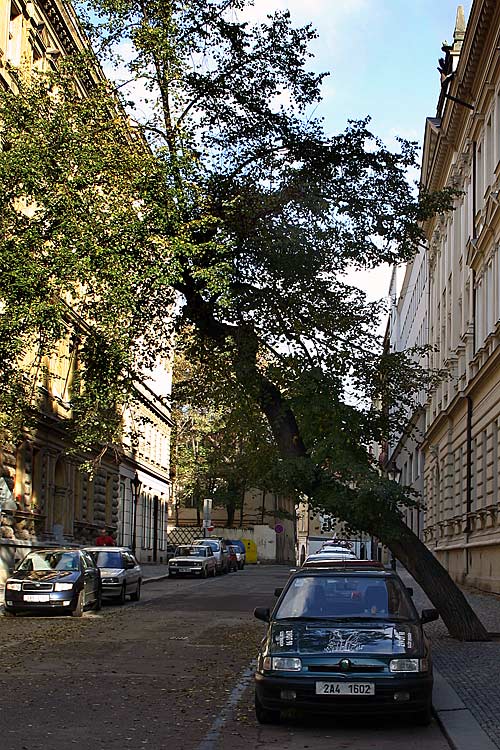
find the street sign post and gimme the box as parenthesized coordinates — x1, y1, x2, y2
(203, 499, 213, 537)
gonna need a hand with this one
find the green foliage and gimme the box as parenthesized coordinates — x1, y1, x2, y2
(0, 1, 455, 534)
(171, 338, 283, 521)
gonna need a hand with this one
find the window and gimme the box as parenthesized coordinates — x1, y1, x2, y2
(7, 2, 22, 67)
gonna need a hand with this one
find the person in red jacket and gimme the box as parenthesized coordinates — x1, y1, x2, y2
(96, 528, 114, 546)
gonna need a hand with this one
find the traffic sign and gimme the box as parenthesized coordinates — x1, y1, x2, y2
(275, 523, 284, 534)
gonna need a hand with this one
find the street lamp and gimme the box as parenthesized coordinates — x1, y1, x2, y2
(130, 472, 142, 554)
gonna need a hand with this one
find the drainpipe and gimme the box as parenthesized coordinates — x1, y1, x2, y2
(465, 395, 473, 575)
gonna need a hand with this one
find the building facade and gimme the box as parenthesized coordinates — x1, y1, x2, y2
(0, 0, 172, 576)
(417, 2, 500, 593)
(385, 254, 428, 539)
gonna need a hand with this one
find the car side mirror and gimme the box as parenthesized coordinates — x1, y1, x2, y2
(421, 608, 439, 624)
(406, 587, 414, 596)
(254, 607, 270, 623)
(274, 587, 283, 597)
(289, 568, 297, 574)
(125, 561, 135, 569)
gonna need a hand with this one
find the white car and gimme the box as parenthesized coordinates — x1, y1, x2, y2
(168, 545, 217, 578)
(304, 549, 358, 566)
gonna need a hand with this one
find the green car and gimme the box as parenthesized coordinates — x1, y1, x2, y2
(254, 562, 438, 725)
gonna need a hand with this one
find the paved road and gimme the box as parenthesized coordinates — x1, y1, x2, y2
(0, 566, 451, 750)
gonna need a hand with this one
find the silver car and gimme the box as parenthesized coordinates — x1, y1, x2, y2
(85, 547, 142, 603)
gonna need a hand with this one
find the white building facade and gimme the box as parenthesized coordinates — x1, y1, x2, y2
(402, 1, 500, 593)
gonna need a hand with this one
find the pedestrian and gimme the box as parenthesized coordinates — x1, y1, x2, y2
(95, 527, 114, 546)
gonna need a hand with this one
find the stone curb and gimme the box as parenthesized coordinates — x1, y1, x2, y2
(142, 574, 169, 584)
(433, 668, 498, 750)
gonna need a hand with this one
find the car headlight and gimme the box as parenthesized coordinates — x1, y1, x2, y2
(389, 658, 428, 673)
(6, 582, 21, 591)
(54, 582, 74, 592)
(263, 657, 302, 672)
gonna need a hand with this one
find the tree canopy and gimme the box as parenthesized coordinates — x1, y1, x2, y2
(0, 0, 488, 638)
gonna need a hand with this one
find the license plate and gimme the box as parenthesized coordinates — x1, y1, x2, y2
(24, 594, 50, 602)
(316, 682, 375, 696)
(179, 567, 191, 572)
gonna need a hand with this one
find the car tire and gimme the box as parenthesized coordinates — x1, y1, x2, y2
(413, 703, 432, 726)
(118, 583, 127, 605)
(255, 693, 280, 725)
(3, 608, 16, 617)
(94, 588, 102, 612)
(71, 590, 85, 618)
(130, 580, 141, 601)
(211, 566, 216, 578)
(201, 567, 208, 579)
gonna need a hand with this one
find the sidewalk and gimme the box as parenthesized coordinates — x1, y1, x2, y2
(398, 565, 500, 750)
(140, 563, 170, 583)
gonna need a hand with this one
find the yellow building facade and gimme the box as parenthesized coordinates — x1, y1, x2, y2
(0, 0, 172, 574)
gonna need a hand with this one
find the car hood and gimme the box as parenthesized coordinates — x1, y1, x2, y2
(9, 570, 78, 583)
(270, 620, 422, 656)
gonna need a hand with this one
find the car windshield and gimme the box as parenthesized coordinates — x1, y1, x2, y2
(95, 551, 124, 568)
(176, 546, 206, 557)
(275, 575, 416, 621)
(17, 551, 80, 572)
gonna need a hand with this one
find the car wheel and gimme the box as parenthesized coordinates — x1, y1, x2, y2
(130, 580, 141, 601)
(71, 590, 85, 618)
(3, 608, 16, 617)
(94, 588, 102, 612)
(413, 703, 432, 726)
(211, 566, 216, 578)
(255, 692, 280, 725)
(118, 583, 127, 605)
(201, 567, 208, 579)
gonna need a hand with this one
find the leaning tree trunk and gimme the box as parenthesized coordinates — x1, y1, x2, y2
(182, 290, 491, 641)
(253, 371, 490, 641)
(383, 518, 490, 641)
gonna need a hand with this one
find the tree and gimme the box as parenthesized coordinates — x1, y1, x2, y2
(0, 0, 488, 639)
(171, 341, 282, 527)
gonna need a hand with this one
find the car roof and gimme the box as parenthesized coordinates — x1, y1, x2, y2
(83, 546, 133, 553)
(26, 548, 81, 554)
(301, 560, 387, 572)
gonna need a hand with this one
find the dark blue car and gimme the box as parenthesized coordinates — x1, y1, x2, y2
(254, 562, 438, 725)
(4, 548, 101, 617)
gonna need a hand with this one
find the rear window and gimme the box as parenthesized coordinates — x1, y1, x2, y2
(275, 575, 416, 621)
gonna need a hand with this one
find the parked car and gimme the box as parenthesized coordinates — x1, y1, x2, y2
(168, 545, 217, 578)
(225, 539, 246, 569)
(253, 565, 438, 725)
(4, 548, 101, 617)
(304, 550, 358, 565)
(192, 538, 229, 574)
(227, 545, 239, 573)
(85, 547, 142, 603)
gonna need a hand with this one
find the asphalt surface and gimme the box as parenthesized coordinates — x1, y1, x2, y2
(0, 565, 452, 750)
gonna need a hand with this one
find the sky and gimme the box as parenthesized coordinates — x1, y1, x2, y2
(240, 0, 472, 303)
